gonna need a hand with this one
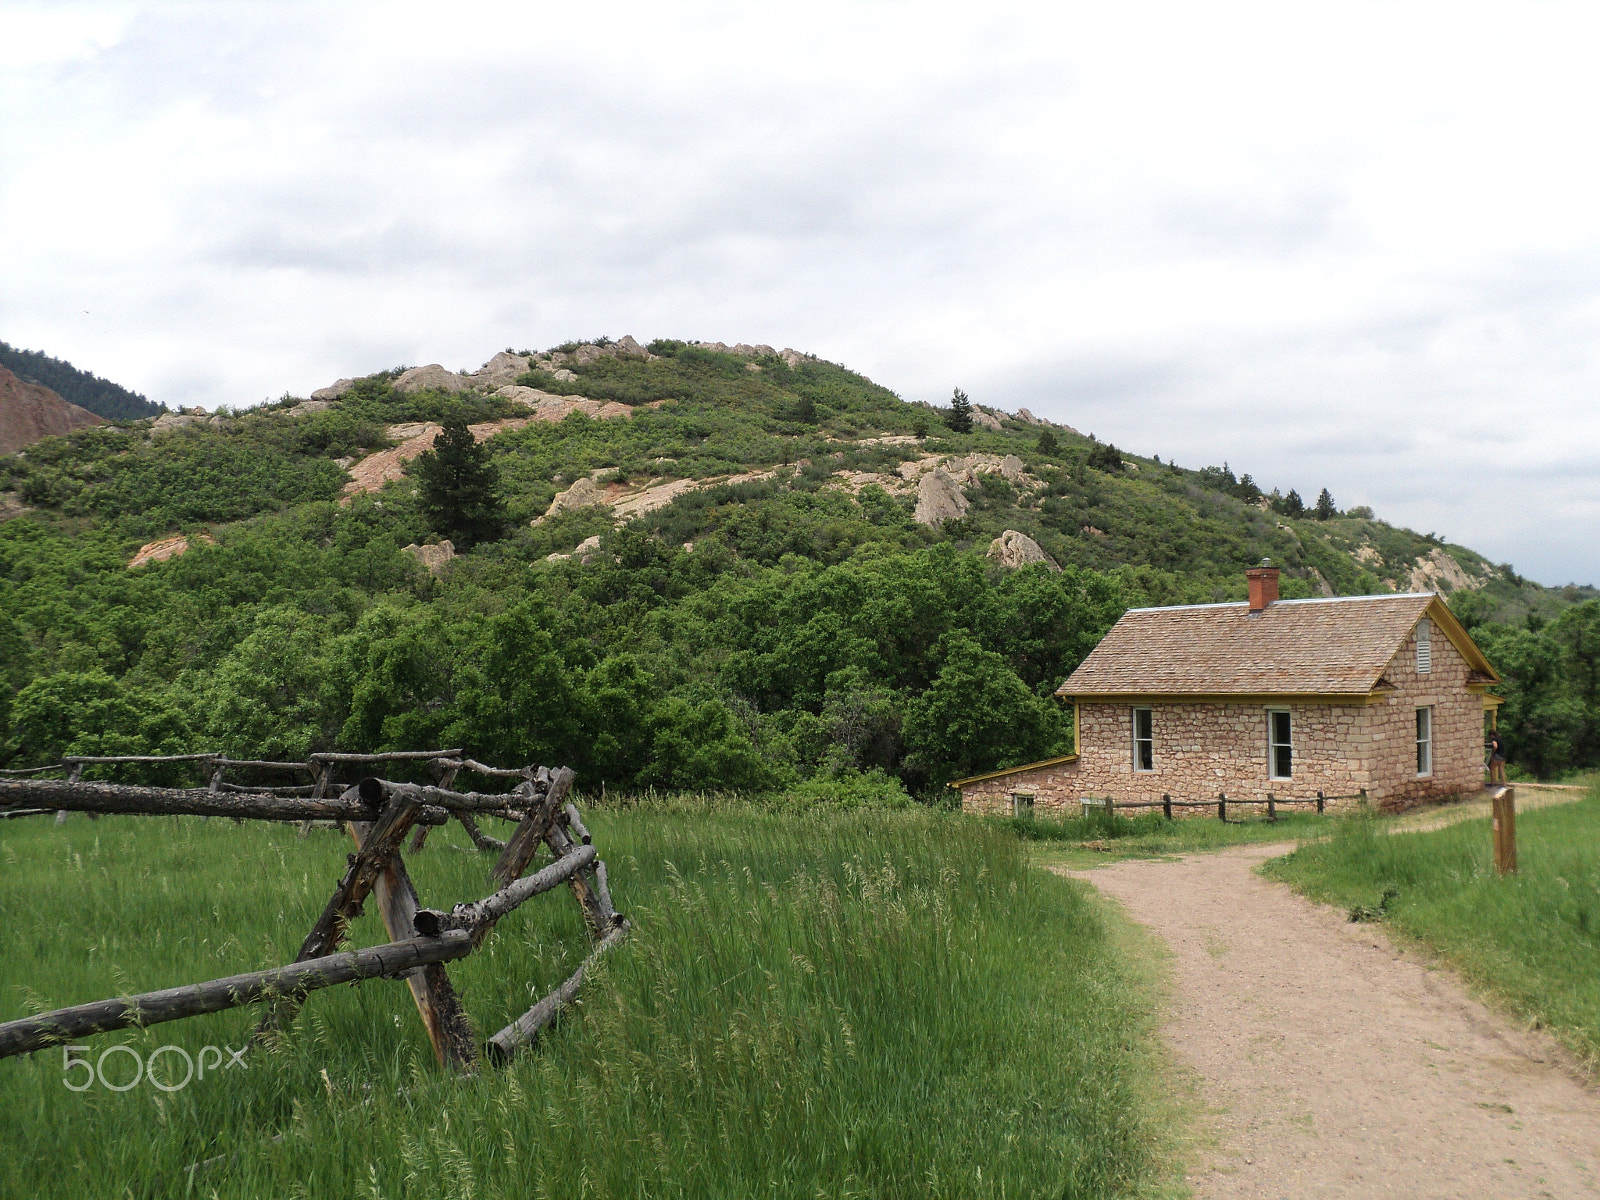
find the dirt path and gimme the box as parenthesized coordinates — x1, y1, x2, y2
(1061, 844, 1600, 1198)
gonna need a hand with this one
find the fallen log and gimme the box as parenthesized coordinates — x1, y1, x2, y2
(485, 922, 628, 1064)
(0, 779, 450, 825)
(0, 932, 474, 1058)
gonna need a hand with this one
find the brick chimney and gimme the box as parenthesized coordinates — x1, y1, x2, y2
(1246, 560, 1280, 613)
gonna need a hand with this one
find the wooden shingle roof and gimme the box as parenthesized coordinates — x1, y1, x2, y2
(1056, 593, 1496, 699)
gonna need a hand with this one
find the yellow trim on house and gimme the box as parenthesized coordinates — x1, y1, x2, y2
(950, 754, 1081, 789)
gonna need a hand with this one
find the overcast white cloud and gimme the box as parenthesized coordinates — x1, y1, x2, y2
(2, 0, 1597, 584)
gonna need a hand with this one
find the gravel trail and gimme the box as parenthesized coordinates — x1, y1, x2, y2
(1061, 843, 1600, 1198)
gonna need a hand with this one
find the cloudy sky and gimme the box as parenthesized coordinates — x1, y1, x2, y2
(3, 1, 1597, 585)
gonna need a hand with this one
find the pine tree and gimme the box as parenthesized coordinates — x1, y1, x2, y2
(1279, 488, 1305, 517)
(1036, 428, 1059, 456)
(412, 418, 505, 550)
(1314, 488, 1337, 520)
(945, 387, 973, 434)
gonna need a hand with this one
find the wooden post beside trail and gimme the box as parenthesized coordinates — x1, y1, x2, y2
(1316, 790, 1325, 815)
(1266, 793, 1276, 822)
(1492, 785, 1517, 875)
(1162, 794, 1172, 821)
(1217, 793, 1227, 822)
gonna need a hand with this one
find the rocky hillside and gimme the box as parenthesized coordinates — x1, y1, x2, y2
(0, 365, 104, 456)
(282, 338, 1539, 611)
(0, 336, 1590, 790)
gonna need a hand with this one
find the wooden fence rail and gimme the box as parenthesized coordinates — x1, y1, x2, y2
(1082, 789, 1368, 822)
(0, 749, 626, 1073)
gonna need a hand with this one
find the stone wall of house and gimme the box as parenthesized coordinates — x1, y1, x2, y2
(1363, 619, 1485, 808)
(960, 760, 1082, 816)
(960, 700, 1374, 817)
(1071, 700, 1370, 812)
(953, 700, 1369, 825)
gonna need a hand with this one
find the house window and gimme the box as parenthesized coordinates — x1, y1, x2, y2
(1416, 618, 1432, 674)
(1268, 709, 1293, 779)
(1131, 707, 1154, 771)
(1416, 707, 1433, 776)
(1011, 792, 1035, 819)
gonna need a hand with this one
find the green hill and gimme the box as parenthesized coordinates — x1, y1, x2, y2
(0, 341, 164, 422)
(0, 338, 1593, 788)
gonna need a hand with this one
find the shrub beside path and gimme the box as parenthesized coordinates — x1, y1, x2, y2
(1060, 843, 1600, 1199)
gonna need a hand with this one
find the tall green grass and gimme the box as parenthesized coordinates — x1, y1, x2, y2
(0, 807, 1167, 1198)
(1263, 788, 1600, 1067)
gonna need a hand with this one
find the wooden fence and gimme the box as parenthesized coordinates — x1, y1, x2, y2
(0, 749, 625, 1072)
(1078, 788, 1368, 822)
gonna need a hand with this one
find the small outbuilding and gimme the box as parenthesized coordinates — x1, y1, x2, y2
(956, 564, 1501, 816)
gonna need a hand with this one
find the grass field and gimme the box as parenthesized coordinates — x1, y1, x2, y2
(0, 805, 1174, 1199)
(1263, 786, 1600, 1070)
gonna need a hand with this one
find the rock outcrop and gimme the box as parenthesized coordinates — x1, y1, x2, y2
(341, 398, 643, 503)
(542, 476, 611, 520)
(0, 365, 108, 455)
(311, 378, 357, 401)
(391, 365, 473, 394)
(494, 386, 636, 422)
(1406, 547, 1484, 594)
(987, 530, 1059, 571)
(128, 532, 213, 569)
(403, 540, 455, 574)
(971, 408, 1004, 432)
(149, 408, 209, 435)
(914, 468, 970, 527)
(471, 352, 531, 390)
(546, 534, 603, 564)
(692, 341, 811, 368)
(341, 419, 538, 502)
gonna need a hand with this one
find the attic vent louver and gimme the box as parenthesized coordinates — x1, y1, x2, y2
(1416, 618, 1432, 674)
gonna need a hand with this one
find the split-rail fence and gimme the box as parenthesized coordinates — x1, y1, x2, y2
(0, 749, 626, 1072)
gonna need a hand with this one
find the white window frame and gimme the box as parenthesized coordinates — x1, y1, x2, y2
(1131, 707, 1154, 772)
(1416, 706, 1433, 777)
(1010, 792, 1035, 819)
(1267, 708, 1293, 780)
(1416, 618, 1432, 674)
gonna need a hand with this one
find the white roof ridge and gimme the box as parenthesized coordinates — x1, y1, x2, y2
(1125, 591, 1434, 615)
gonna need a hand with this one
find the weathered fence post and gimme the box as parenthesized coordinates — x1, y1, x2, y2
(1316, 790, 1325, 815)
(1162, 794, 1172, 821)
(1266, 793, 1276, 822)
(1359, 787, 1368, 808)
(1217, 793, 1226, 822)
(1492, 785, 1517, 875)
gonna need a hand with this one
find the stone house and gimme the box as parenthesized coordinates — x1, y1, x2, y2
(956, 565, 1501, 816)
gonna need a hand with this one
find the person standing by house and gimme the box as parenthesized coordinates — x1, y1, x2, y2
(1487, 730, 1508, 784)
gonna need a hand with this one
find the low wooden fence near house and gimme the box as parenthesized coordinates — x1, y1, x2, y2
(1078, 789, 1368, 822)
(0, 749, 626, 1071)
